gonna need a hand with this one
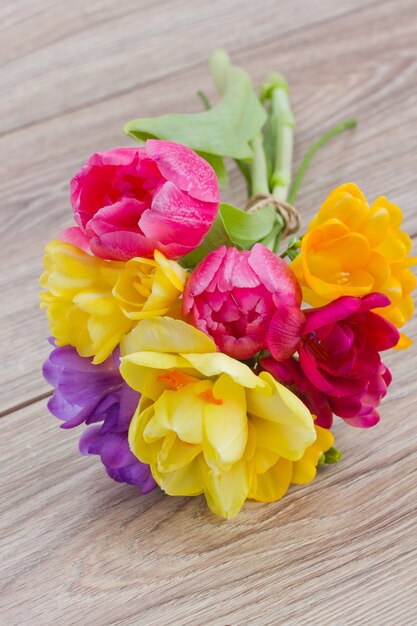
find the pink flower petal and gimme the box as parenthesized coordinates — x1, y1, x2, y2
(183, 247, 227, 314)
(215, 248, 260, 291)
(354, 311, 400, 351)
(343, 410, 380, 428)
(299, 347, 366, 397)
(249, 244, 301, 303)
(146, 139, 220, 203)
(359, 292, 391, 312)
(140, 181, 218, 247)
(304, 296, 362, 334)
(266, 305, 305, 361)
(90, 230, 165, 260)
(60, 226, 91, 253)
(86, 199, 146, 237)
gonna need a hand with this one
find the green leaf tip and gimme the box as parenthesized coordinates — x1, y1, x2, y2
(124, 50, 266, 161)
(260, 72, 289, 102)
(288, 118, 358, 204)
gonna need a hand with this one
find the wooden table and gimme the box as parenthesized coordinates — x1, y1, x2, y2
(1, 1, 416, 623)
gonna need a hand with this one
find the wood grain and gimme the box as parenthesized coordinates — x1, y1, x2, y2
(1, 0, 417, 623)
(1, 334, 417, 624)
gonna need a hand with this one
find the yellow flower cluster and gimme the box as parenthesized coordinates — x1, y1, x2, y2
(40, 241, 186, 363)
(291, 183, 416, 347)
(121, 317, 333, 519)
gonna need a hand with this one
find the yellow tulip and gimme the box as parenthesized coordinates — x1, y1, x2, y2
(40, 241, 186, 363)
(121, 317, 324, 519)
(291, 183, 416, 347)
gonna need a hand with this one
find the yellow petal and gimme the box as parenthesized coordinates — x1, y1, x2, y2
(153, 456, 205, 497)
(394, 332, 413, 350)
(183, 352, 265, 389)
(292, 425, 334, 484)
(157, 434, 202, 472)
(249, 458, 292, 502)
(246, 372, 316, 461)
(149, 383, 206, 444)
(154, 249, 187, 292)
(120, 352, 195, 396)
(120, 317, 216, 356)
(128, 404, 161, 465)
(203, 374, 248, 472)
(203, 458, 251, 519)
(309, 183, 368, 230)
(251, 446, 280, 474)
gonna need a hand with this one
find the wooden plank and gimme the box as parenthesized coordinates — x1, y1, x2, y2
(0, 0, 378, 134)
(1, 0, 416, 414)
(1, 332, 416, 624)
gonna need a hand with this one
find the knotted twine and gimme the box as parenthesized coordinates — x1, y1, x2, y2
(244, 193, 302, 238)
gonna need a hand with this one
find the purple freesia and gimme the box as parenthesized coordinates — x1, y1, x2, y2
(43, 339, 156, 492)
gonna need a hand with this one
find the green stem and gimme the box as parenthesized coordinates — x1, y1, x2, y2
(197, 90, 211, 110)
(209, 49, 230, 93)
(288, 119, 358, 205)
(270, 84, 296, 201)
(250, 133, 270, 196)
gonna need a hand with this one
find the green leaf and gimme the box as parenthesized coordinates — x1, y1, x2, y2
(220, 202, 276, 249)
(179, 213, 235, 268)
(124, 49, 267, 160)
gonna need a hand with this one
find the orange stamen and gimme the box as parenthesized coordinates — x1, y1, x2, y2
(157, 370, 198, 390)
(199, 388, 223, 405)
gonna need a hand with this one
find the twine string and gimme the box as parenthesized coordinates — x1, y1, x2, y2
(244, 193, 301, 238)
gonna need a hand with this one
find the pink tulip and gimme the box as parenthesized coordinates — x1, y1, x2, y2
(266, 293, 400, 427)
(62, 141, 219, 261)
(183, 244, 301, 360)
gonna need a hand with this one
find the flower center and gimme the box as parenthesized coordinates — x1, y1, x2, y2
(306, 334, 329, 361)
(198, 388, 223, 405)
(157, 370, 199, 390)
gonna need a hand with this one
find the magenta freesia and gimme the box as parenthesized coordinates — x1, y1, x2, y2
(183, 243, 301, 359)
(62, 140, 220, 261)
(266, 293, 399, 427)
(261, 356, 333, 428)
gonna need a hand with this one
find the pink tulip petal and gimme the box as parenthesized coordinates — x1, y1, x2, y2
(90, 230, 165, 260)
(146, 139, 220, 203)
(219, 334, 264, 361)
(266, 305, 305, 361)
(215, 248, 260, 291)
(60, 226, 91, 253)
(183, 247, 227, 313)
(249, 244, 301, 303)
(86, 199, 146, 238)
(140, 181, 217, 247)
(69, 144, 219, 261)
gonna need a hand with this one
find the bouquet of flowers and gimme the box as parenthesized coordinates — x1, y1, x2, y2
(40, 51, 415, 519)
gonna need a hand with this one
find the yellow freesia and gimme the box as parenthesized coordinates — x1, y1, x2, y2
(291, 183, 416, 347)
(121, 317, 324, 519)
(39, 241, 186, 363)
